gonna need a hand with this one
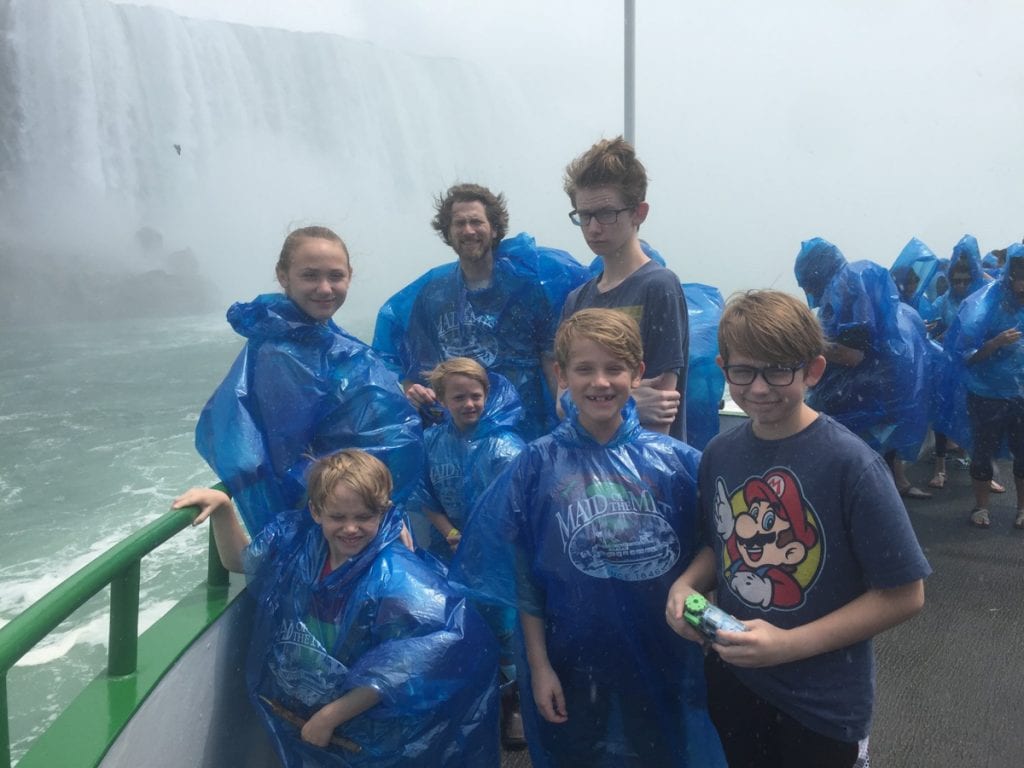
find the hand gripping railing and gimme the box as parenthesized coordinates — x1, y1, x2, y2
(0, 492, 229, 767)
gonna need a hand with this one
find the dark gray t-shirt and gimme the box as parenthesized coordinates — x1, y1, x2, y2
(562, 261, 689, 440)
(699, 414, 931, 742)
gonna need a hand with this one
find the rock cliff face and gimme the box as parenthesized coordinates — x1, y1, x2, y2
(0, 241, 220, 324)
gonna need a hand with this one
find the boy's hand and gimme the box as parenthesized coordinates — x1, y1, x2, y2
(530, 663, 568, 723)
(404, 383, 438, 409)
(712, 619, 795, 668)
(664, 581, 705, 644)
(173, 487, 231, 526)
(713, 478, 734, 539)
(632, 383, 680, 429)
(301, 706, 340, 748)
(399, 524, 414, 552)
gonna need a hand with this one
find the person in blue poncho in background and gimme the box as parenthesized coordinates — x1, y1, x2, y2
(948, 244, 1024, 529)
(194, 226, 424, 536)
(405, 357, 527, 750)
(890, 237, 939, 322)
(374, 184, 589, 441)
(926, 235, 1003, 491)
(174, 450, 499, 767)
(450, 309, 725, 768)
(794, 238, 932, 499)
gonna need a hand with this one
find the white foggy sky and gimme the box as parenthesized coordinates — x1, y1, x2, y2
(111, 0, 1024, 298)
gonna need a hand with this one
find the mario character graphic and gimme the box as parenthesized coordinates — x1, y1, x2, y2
(713, 469, 821, 609)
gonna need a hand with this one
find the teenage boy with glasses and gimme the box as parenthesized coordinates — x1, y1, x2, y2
(667, 289, 929, 768)
(560, 136, 691, 440)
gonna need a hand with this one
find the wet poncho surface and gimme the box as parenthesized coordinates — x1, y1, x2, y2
(407, 372, 525, 561)
(195, 294, 424, 535)
(245, 504, 499, 767)
(950, 246, 1024, 401)
(682, 282, 726, 450)
(795, 238, 931, 459)
(450, 403, 725, 767)
(371, 233, 588, 440)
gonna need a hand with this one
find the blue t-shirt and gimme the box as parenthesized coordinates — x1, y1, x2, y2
(699, 414, 931, 742)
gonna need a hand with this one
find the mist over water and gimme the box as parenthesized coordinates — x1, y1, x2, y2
(0, 0, 573, 325)
(8, 0, 1023, 321)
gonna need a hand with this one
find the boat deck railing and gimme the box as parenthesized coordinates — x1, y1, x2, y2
(0, 489, 230, 768)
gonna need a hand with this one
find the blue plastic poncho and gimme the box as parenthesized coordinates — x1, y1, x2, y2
(930, 235, 987, 336)
(951, 245, 1024, 400)
(982, 249, 1006, 280)
(931, 238, 1004, 446)
(890, 237, 939, 320)
(682, 283, 726, 450)
(586, 244, 725, 449)
(196, 294, 424, 535)
(407, 372, 525, 561)
(795, 238, 931, 459)
(244, 503, 499, 767)
(371, 233, 589, 440)
(450, 403, 725, 768)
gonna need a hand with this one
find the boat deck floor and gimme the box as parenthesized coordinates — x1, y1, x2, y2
(501, 456, 1024, 767)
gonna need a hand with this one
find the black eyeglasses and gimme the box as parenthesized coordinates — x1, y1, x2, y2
(568, 207, 633, 227)
(723, 363, 806, 387)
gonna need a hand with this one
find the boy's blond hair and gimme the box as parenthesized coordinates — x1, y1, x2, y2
(424, 357, 489, 401)
(555, 308, 643, 373)
(718, 290, 824, 365)
(306, 449, 392, 516)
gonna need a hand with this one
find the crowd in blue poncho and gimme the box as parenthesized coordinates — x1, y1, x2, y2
(794, 233, 1024, 495)
(794, 237, 932, 461)
(188, 207, 1024, 766)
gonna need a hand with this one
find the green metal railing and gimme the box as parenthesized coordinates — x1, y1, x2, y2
(0, 493, 229, 767)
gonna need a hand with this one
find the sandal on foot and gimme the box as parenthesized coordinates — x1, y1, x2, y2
(899, 485, 932, 500)
(1014, 510, 1024, 530)
(928, 472, 946, 489)
(969, 508, 991, 529)
(990, 480, 1006, 494)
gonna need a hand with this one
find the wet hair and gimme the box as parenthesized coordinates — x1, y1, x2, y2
(275, 226, 350, 276)
(563, 136, 648, 208)
(554, 308, 643, 373)
(306, 449, 392, 517)
(718, 290, 825, 365)
(431, 183, 509, 247)
(425, 357, 489, 402)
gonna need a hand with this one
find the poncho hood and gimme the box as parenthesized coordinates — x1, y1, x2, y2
(227, 292, 361, 348)
(553, 397, 644, 449)
(948, 234, 987, 296)
(795, 238, 847, 308)
(444, 371, 523, 440)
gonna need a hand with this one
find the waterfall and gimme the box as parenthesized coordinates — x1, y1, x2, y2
(0, 0, 536, 322)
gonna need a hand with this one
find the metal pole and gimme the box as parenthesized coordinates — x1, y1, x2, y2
(624, 0, 636, 145)
(108, 561, 140, 677)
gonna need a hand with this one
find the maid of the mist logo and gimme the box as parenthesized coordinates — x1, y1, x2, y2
(555, 478, 680, 581)
(715, 469, 823, 610)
